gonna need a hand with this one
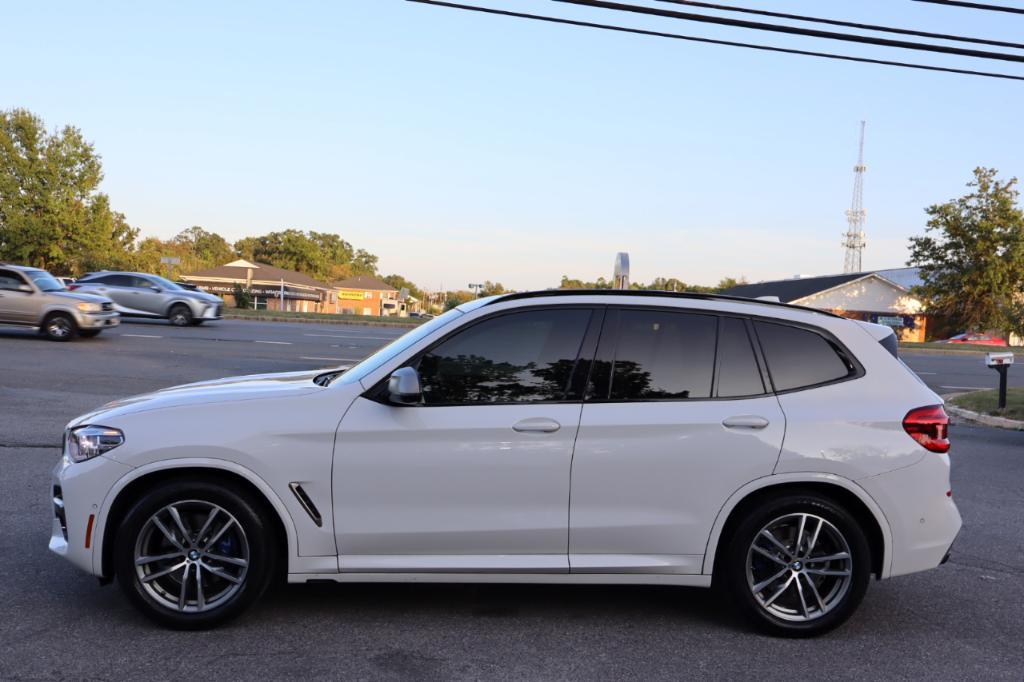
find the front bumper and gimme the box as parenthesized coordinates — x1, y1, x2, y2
(198, 303, 222, 320)
(76, 310, 120, 330)
(49, 453, 133, 576)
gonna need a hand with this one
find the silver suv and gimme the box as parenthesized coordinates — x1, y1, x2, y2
(72, 271, 223, 326)
(0, 264, 119, 341)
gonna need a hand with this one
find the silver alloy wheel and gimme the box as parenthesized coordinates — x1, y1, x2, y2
(169, 307, 190, 326)
(47, 316, 72, 338)
(746, 513, 853, 622)
(134, 500, 250, 613)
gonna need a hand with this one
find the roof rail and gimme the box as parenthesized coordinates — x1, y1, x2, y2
(488, 289, 843, 318)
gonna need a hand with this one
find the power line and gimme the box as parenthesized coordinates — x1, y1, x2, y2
(652, 0, 1024, 49)
(552, 0, 1024, 63)
(911, 1, 1024, 14)
(406, 0, 1024, 81)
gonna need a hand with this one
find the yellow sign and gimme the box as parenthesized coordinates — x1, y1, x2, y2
(337, 290, 366, 301)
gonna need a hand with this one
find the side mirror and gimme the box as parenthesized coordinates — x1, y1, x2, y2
(387, 367, 422, 405)
(17, 284, 32, 293)
(150, 286, 162, 292)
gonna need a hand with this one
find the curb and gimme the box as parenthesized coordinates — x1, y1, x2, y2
(222, 314, 418, 329)
(942, 398, 1024, 431)
(900, 348, 991, 357)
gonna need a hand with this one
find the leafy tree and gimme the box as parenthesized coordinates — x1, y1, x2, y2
(444, 290, 476, 311)
(383, 274, 424, 300)
(174, 225, 233, 268)
(231, 282, 253, 309)
(481, 281, 506, 296)
(234, 229, 380, 283)
(0, 108, 137, 275)
(908, 167, 1024, 338)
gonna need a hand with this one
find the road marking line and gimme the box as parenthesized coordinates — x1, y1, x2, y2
(121, 334, 163, 338)
(941, 385, 987, 390)
(300, 356, 362, 362)
(254, 340, 292, 345)
(913, 372, 937, 375)
(303, 333, 396, 340)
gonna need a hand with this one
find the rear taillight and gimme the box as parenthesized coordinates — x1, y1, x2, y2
(67, 284, 80, 291)
(903, 405, 950, 453)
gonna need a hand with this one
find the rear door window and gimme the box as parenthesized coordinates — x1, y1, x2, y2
(754, 321, 856, 392)
(598, 309, 718, 401)
(715, 317, 766, 398)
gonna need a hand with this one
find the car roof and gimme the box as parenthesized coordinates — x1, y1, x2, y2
(489, 289, 842, 319)
(0, 263, 45, 273)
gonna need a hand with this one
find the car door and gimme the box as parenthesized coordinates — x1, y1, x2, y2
(333, 307, 599, 573)
(84, 274, 137, 313)
(0, 269, 36, 324)
(129, 276, 169, 315)
(569, 309, 785, 575)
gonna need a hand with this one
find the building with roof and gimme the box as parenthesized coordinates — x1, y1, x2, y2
(718, 267, 928, 341)
(181, 259, 331, 312)
(329, 274, 402, 316)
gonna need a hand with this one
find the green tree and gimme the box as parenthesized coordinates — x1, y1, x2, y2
(233, 229, 380, 282)
(174, 225, 233, 269)
(0, 108, 138, 275)
(383, 274, 424, 300)
(908, 167, 1024, 338)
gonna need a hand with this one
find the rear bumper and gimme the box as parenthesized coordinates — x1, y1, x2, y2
(859, 453, 962, 578)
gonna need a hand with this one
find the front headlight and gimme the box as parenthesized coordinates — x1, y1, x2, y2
(76, 302, 102, 313)
(65, 425, 124, 463)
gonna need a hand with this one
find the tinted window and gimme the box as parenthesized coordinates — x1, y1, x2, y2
(89, 274, 133, 287)
(716, 317, 766, 397)
(755, 321, 854, 391)
(416, 309, 591, 405)
(607, 310, 717, 400)
(0, 269, 28, 291)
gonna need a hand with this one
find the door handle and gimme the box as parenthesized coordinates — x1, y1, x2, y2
(512, 418, 561, 433)
(722, 415, 770, 429)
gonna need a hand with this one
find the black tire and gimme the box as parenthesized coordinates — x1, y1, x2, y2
(79, 329, 102, 338)
(114, 479, 277, 630)
(42, 313, 77, 341)
(168, 304, 193, 326)
(190, 319, 204, 326)
(722, 492, 871, 638)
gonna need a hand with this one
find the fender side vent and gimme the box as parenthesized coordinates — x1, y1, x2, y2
(288, 483, 323, 527)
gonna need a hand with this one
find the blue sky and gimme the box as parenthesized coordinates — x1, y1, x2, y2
(4, 0, 1023, 289)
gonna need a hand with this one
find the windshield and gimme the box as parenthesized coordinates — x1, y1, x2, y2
(332, 307, 466, 385)
(147, 275, 183, 291)
(28, 271, 65, 292)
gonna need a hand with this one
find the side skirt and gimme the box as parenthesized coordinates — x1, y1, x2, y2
(287, 572, 713, 586)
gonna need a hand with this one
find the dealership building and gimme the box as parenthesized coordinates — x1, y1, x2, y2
(182, 260, 416, 316)
(719, 267, 928, 342)
(181, 259, 331, 312)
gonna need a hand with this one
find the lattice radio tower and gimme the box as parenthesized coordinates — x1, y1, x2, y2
(842, 121, 867, 273)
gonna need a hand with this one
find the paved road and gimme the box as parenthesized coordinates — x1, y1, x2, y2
(901, 350, 1023, 394)
(1, 319, 1022, 680)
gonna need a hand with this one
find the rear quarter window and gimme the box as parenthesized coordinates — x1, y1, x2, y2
(754, 321, 857, 392)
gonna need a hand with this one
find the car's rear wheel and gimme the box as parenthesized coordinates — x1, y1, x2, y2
(168, 304, 192, 326)
(42, 313, 77, 341)
(114, 479, 276, 629)
(723, 493, 870, 637)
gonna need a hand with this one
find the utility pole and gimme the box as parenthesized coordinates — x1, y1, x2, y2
(842, 121, 867, 273)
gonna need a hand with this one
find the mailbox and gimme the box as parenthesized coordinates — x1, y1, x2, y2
(986, 352, 1014, 367)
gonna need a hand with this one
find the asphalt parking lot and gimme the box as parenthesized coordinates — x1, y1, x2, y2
(1, 319, 1022, 680)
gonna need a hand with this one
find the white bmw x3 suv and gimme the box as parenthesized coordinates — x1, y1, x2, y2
(50, 291, 960, 636)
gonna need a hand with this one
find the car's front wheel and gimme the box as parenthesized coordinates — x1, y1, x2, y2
(168, 304, 193, 326)
(723, 492, 871, 637)
(42, 313, 77, 341)
(114, 479, 277, 629)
